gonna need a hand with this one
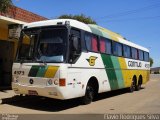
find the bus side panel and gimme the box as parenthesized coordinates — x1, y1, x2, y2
(124, 58, 150, 87)
(66, 68, 110, 99)
(63, 53, 111, 99)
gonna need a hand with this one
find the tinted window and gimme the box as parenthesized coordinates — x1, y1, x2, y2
(100, 38, 112, 54)
(113, 42, 122, 56)
(106, 39, 112, 54)
(92, 36, 98, 52)
(131, 47, 138, 59)
(123, 45, 131, 58)
(100, 39, 105, 53)
(144, 52, 149, 62)
(139, 50, 144, 61)
(85, 33, 98, 52)
(85, 33, 92, 51)
(71, 29, 81, 52)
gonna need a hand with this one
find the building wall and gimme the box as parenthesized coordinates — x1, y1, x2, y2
(0, 5, 48, 58)
(150, 69, 160, 74)
(0, 6, 48, 88)
(0, 27, 8, 40)
(0, 6, 48, 23)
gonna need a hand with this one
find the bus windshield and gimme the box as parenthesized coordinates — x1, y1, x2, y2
(18, 29, 38, 61)
(17, 27, 68, 63)
(38, 28, 67, 62)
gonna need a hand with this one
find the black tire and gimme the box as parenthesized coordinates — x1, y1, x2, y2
(136, 76, 142, 91)
(82, 83, 94, 105)
(136, 83, 141, 91)
(129, 80, 136, 93)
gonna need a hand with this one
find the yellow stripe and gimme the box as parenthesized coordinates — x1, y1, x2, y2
(118, 58, 150, 87)
(118, 57, 130, 87)
(44, 66, 59, 78)
(97, 25, 122, 42)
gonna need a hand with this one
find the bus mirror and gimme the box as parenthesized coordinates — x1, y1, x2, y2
(71, 35, 79, 51)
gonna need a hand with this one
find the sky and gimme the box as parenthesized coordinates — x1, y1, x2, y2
(13, 0, 160, 67)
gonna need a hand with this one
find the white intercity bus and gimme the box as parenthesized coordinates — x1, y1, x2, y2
(12, 19, 150, 104)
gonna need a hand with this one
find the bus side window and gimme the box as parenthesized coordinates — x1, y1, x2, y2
(71, 29, 81, 52)
(144, 52, 149, 62)
(100, 37, 112, 55)
(131, 47, 138, 60)
(70, 28, 81, 63)
(105, 39, 112, 54)
(91, 35, 98, 52)
(85, 33, 98, 52)
(100, 38, 105, 53)
(139, 50, 144, 61)
(85, 33, 92, 51)
(113, 42, 122, 56)
(123, 45, 131, 58)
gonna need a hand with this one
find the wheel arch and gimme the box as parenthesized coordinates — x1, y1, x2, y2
(86, 76, 99, 94)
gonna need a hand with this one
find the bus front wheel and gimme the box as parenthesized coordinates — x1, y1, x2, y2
(82, 83, 94, 105)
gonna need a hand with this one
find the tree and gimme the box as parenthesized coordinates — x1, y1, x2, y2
(150, 57, 153, 67)
(58, 14, 97, 24)
(0, 0, 13, 13)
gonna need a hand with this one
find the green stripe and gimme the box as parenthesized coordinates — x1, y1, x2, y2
(28, 66, 39, 77)
(88, 25, 111, 39)
(101, 54, 119, 90)
(89, 25, 103, 36)
(36, 66, 48, 77)
(111, 56, 125, 88)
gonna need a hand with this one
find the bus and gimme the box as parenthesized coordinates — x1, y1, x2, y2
(12, 19, 150, 104)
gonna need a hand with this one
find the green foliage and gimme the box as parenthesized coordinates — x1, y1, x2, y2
(150, 57, 153, 67)
(58, 14, 97, 24)
(0, 0, 13, 13)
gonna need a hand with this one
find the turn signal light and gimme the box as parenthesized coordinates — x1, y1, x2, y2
(59, 78, 66, 86)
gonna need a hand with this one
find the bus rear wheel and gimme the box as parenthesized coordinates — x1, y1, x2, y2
(129, 80, 136, 92)
(82, 83, 94, 105)
(136, 84, 141, 91)
(136, 76, 142, 91)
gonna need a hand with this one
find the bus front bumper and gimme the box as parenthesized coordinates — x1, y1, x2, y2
(12, 82, 65, 100)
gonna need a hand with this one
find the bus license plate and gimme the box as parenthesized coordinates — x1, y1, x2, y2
(28, 90, 38, 96)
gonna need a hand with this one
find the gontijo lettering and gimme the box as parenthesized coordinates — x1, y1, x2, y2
(128, 61, 142, 67)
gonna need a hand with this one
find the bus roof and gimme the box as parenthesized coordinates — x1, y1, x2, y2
(24, 19, 149, 52)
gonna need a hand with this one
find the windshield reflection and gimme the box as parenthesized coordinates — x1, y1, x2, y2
(17, 27, 67, 63)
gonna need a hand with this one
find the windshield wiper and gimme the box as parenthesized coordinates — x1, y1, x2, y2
(37, 49, 47, 65)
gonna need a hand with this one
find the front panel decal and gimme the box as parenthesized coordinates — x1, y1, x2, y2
(28, 66, 39, 77)
(28, 65, 59, 78)
(44, 66, 59, 78)
(36, 66, 48, 77)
